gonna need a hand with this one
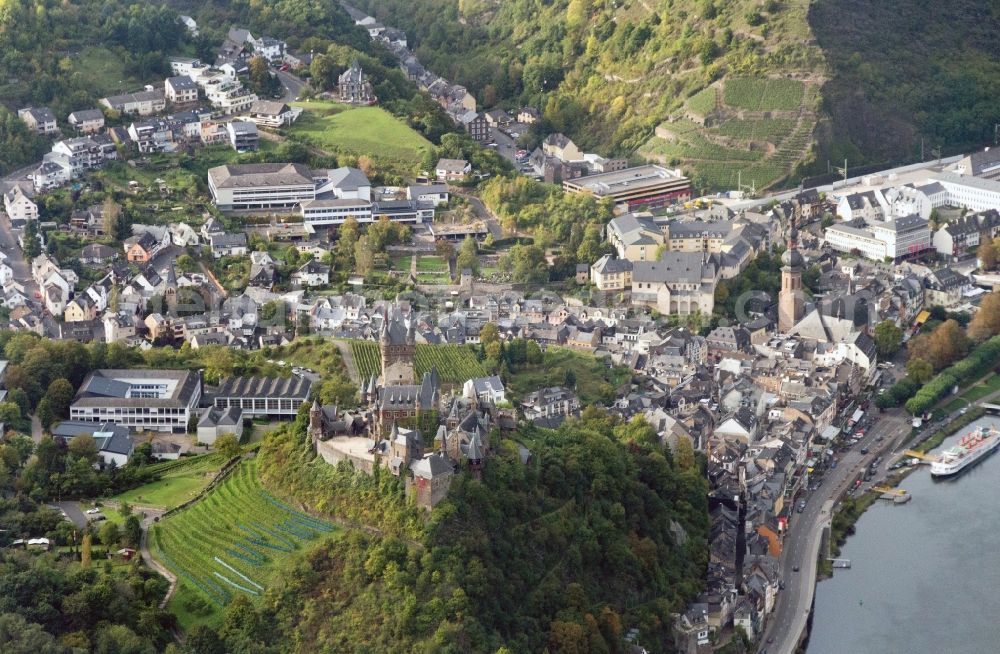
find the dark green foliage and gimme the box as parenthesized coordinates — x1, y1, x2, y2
(810, 0, 1000, 165)
(215, 410, 707, 653)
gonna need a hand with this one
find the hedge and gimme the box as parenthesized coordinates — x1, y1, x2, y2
(904, 334, 1000, 415)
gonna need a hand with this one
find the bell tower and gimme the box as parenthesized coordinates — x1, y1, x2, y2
(778, 219, 805, 333)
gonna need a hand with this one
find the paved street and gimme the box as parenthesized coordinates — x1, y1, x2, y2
(54, 501, 88, 529)
(762, 407, 910, 654)
(276, 69, 305, 102)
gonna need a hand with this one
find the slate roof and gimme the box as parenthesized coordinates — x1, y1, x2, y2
(208, 163, 313, 189)
(215, 375, 312, 399)
(73, 370, 199, 408)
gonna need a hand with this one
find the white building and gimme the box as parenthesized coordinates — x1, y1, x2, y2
(100, 89, 166, 116)
(463, 376, 506, 404)
(208, 163, 317, 211)
(70, 369, 202, 433)
(165, 76, 199, 104)
(824, 215, 930, 261)
(3, 183, 37, 225)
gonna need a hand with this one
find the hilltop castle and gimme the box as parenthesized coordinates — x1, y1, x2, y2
(311, 303, 498, 509)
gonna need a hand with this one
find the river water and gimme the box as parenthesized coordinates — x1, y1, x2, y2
(808, 416, 1000, 654)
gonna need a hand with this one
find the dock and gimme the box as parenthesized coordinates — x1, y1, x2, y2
(872, 486, 912, 504)
(829, 558, 852, 569)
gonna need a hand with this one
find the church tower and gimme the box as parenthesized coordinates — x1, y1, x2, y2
(778, 219, 805, 333)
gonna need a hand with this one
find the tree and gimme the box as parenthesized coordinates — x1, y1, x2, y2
(36, 397, 54, 430)
(215, 433, 241, 459)
(102, 198, 122, 239)
(968, 291, 1000, 342)
(435, 239, 455, 261)
(248, 56, 273, 94)
(81, 532, 92, 568)
(0, 401, 20, 424)
(979, 240, 999, 271)
(873, 320, 903, 357)
(336, 217, 360, 267)
(68, 434, 98, 464)
(318, 375, 358, 406)
(456, 236, 480, 275)
(354, 235, 374, 276)
(100, 520, 121, 548)
(45, 378, 74, 417)
(925, 319, 968, 369)
(122, 515, 141, 549)
(906, 357, 934, 384)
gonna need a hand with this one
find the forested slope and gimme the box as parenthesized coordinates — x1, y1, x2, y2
(239, 409, 709, 653)
(358, 0, 1000, 190)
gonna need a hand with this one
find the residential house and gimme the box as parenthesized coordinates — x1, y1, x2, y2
(165, 76, 199, 104)
(339, 60, 375, 104)
(29, 160, 72, 192)
(197, 406, 243, 445)
(407, 183, 449, 207)
(590, 255, 633, 291)
(100, 89, 166, 116)
(606, 213, 665, 262)
(17, 107, 58, 135)
(517, 107, 540, 124)
(924, 268, 969, 308)
(3, 183, 37, 226)
(520, 386, 580, 427)
(226, 121, 259, 152)
(67, 109, 105, 134)
(210, 232, 248, 258)
(463, 112, 490, 142)
(463, 376, 506, 404)
(435, 158, 471, 182)
(290, 259, 330, 287)
(124, 232, 162, 264)
(246, 100, 298, 127)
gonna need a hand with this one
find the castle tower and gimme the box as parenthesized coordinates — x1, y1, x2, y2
(778, 219, 805, 333)
(467, 430, 485, 480)
(308, 399, 323, 443)
(380, 305, 415, 384)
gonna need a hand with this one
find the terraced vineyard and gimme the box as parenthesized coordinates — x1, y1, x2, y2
(723, 78, 805, 111)
(350, 340, 382, 381)
(151, 459, 335, 616)
(349, 340, 486, 384)
(414, 344, 488, 382)
(642, 77, 819, 193)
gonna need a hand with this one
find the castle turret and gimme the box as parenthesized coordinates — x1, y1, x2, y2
(467, 429, 484, 479)
(308, 398, 323, 442)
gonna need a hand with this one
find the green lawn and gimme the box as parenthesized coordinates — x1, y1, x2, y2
(391, 255, 413, 271)
(415, 255, 448, 273)
(151, 459, 337, 630)
(507, 347, 632, 405)
(111, 454, 227, 510)
(72, 46, 142, 96)
(942, 374, 1000, 412)
(288, 100, 432, 173)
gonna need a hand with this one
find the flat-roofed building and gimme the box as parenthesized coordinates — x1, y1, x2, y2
(563, 164, 691, 210)
(70, 369, 202, 433)
(213, 375, 312, 418)
(208, 162, 316, 211)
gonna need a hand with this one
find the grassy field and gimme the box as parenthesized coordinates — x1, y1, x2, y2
(151, 458, 336, 629)
(507, 347, 632, 405)
(288, 100, 432, 173)
(111, 454, 227, 510)
(350, 340, 487, 384)
(942, 374, 1000, 412)
(72, 47, 142, 96)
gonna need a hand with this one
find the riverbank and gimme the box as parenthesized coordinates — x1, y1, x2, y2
(806, 414, 1000, 653)
(816, 406, 986, 580)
